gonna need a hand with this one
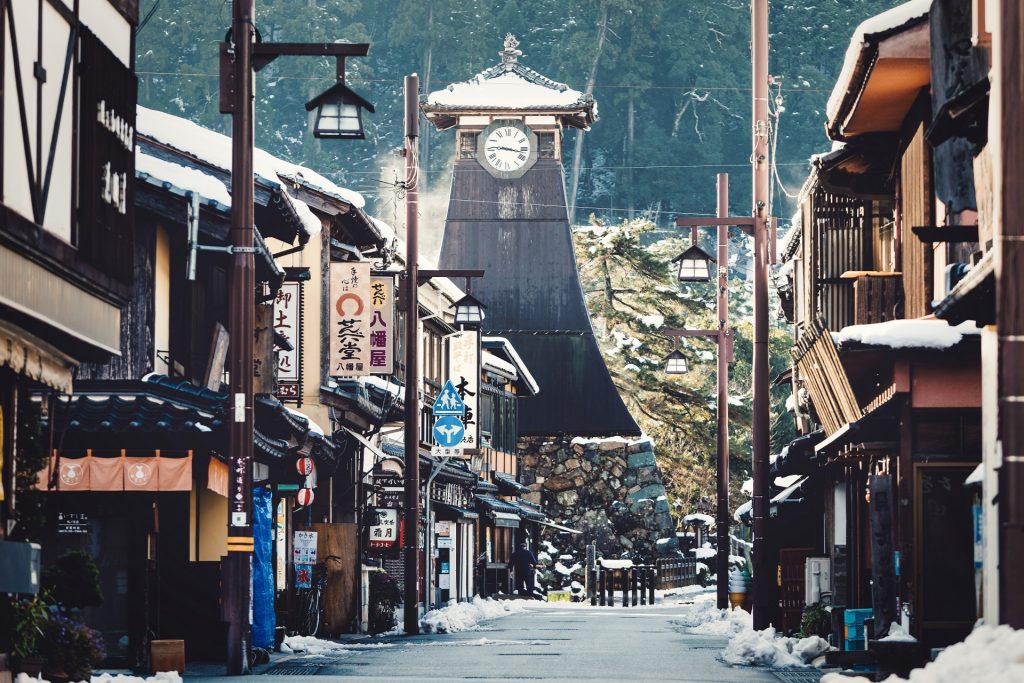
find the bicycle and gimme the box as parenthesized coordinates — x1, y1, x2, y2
(301, 554, 343, 637)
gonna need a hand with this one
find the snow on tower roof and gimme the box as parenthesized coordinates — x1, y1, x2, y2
(422, 34, 597, 129)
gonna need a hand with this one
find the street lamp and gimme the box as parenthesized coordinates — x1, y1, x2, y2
(305, 81, 375, 140)
(219, 4, 371, 672)
(663, 346, 689, 375)
(453, 292, 486, 328)
(672, 243, 716, 282)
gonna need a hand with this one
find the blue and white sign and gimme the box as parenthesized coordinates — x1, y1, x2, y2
(432, 415, 465, 447)
(432, 380, 465, 416)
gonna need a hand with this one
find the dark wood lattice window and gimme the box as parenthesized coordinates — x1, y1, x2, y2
(537, 132, 556, 159)
(459, 132, 479, 159)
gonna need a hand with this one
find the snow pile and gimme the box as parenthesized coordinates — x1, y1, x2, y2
(639, 314, 665, 328)
(822, 624, 1024, 683)
(554, 561, 581, 575)
(672, 599, 752, 637)
(420, 597, 527, 634)
(837, 319, 979, 350)
(282, 634, 352, 655)
(723, 627, 828, 668)
(691, 543, 717, 560)
(880, 622, 917, 643)
(91, 675, 183, 683)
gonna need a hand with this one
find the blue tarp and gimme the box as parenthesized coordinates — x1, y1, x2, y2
(252, 487, 275, 649)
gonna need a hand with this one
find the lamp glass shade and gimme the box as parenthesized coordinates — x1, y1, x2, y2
(453, 293, 486, 328)
(314, 99, 365, 139)
(677, 255, 712, 282)
(663, 349, 689, 375)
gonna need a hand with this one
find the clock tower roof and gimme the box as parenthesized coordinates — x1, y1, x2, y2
(422, 34, 597, 131)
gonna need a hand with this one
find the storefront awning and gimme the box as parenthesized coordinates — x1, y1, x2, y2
(435, 501, 479, 521)
(492, 511, 520, 528)
(475, 493, 521, 515)
(493, 471, 531, 496)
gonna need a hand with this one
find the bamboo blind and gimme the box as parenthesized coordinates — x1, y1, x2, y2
(792, 317, 863, 435)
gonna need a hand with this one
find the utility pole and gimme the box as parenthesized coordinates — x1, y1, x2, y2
(750, 0, 774, 631)
(715, 174, 731, 611)
(225, 0, 255, 674)
(402, 73, 422, 637)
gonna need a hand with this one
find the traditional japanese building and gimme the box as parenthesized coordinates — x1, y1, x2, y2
(422, 34, 639, 439)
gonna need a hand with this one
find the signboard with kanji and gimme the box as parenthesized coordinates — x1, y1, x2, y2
(449, 331, 480, 450)
(273, 282, 302, 401)
(293, 530, 318, 564)
(329, 262, 372, 377)
(368, 508, 399, 549)
(369, 276, 395, 374)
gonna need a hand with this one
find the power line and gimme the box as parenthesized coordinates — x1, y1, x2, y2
(312, 162, 810, 176)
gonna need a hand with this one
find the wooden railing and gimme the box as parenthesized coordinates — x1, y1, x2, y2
(585, 558, 702, 607)
(655, 558, 700, 590)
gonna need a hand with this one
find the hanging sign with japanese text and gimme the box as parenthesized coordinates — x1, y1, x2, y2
(369, 276, 395, 374)
(329, 262, 372, 376)
(273, 282, 302, 400)
(367, 508, 399, 549)
(449, 330, 480, 451)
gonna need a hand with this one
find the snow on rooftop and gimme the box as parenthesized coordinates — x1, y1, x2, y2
(482, 336, 540, 396)
(428, 71, 586, 110)
(837, 318, 980, 350)
(774, 474, 802, 488)
(741, 478, 754, 496)
(136, 106, 364, 209)
(136, 150, 232, 207)
(683, 512, 716, 527)
(826, 0, 932, 121)
(280, 191, 322, 238)
(285, 406, 325, 437)
(482, 350, 518, 378)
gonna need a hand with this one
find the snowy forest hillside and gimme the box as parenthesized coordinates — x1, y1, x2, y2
(137, 0, 900, 229)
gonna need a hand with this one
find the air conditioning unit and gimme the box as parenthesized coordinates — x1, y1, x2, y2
(805, 556, 831, 605)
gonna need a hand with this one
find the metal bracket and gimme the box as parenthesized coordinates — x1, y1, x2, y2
(193, 244, 258, 255)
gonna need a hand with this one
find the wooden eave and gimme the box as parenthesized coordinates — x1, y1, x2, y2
(421, 106, 596, 132)
(830, 21, 931, 141)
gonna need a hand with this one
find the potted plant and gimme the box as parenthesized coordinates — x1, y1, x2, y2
(39, 614, 106, 682)
(800, 601, 832, 639)
(367, 571, 401, 635)
(9, 594, 49, 675)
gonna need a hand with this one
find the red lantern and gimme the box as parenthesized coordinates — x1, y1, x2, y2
(296, 457, 315, 477)
(297, 488, 315, 507)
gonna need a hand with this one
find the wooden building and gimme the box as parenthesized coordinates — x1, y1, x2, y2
(774, 0, 991, 647)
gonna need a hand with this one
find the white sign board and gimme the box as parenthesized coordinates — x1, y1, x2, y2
(293, 530, 318, 565)
(329, 262, 372, 376)
(273, 282, 301, 399)
(449, 331, 480, 451)
(368, 508, 399, 549)
(436, 537, 454, 549)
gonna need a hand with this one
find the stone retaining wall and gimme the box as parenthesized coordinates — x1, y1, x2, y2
(518, 436, 679, 558)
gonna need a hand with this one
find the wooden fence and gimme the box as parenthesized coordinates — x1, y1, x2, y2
(586, 558, 701, 607)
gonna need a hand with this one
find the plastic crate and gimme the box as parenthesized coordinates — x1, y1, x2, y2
(843, 608, 873, 624)
(845, 624, 865, 640)
(845, 637, 866, 652)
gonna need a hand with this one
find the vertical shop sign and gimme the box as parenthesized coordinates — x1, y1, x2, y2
(449, 330, 480, 450)
(369, 276, 395, 374)
(329, 263, 371, 376)
(273, 282, 302, 401)
(367, 508, 399, 549)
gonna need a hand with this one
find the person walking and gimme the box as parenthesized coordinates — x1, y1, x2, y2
(509, 541, 539, 598)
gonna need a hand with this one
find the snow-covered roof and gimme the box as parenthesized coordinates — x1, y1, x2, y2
(482, 336, 540, 396)
(837, 318, 980, 350)
(826, 0, 931, 129)
(770, 476, 808, 504)
(482, 350, 518, 378)
(136, 106, 365, 209)
(136, 149, 232, 208)
(422, 34, 596, 126)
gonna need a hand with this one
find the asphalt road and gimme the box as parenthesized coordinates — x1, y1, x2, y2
(188, 599, 790, 683)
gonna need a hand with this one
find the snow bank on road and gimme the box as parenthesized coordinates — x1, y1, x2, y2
(821, 624, 1024, 683)
(281, 634, 394, 655)
(723, 627, 828, 668)
(670, 597, 752, 636)
(420, 597, 527, 634)
(16, 673, 186, 683)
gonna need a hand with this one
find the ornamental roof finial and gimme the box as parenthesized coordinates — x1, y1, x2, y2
(500, 33, 522, 66)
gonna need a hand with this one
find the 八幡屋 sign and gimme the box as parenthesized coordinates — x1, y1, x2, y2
(369, 276, 395, 374)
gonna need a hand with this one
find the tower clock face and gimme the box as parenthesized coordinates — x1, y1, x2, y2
(477, 120, 538, 179)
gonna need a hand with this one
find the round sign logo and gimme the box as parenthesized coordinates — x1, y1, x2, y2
(60, 462, 84, 487)
(126, 462, 153, 487)
(296, 457, 315, 477)
(297, 488, 315, 507)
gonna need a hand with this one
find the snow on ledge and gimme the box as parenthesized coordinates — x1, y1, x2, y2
(837, 318, 979, 350)
(683, 512, 716, 527)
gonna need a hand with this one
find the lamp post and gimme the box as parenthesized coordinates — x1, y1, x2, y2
(220, 3, 372, 672)
(666, 173, 733, 610)
(399, 72, 486, 634)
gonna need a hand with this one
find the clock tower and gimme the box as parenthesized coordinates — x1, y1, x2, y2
(423, 35, 640, 438)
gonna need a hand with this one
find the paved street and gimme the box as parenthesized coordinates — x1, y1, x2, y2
(188, 600, 791, 683)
